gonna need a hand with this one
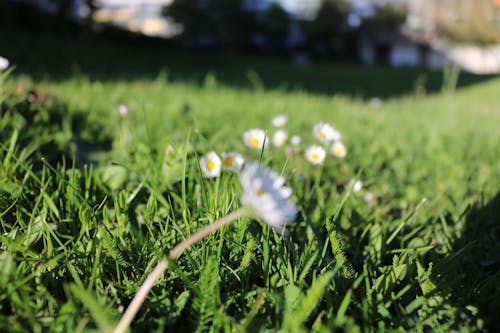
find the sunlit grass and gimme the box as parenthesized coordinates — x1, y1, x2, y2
(1, 44, 500, 332)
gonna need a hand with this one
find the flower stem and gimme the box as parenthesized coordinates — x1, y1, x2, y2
(113, 207, 249, 333)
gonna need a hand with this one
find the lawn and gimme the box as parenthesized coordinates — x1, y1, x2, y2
(1, 26, 500, 332)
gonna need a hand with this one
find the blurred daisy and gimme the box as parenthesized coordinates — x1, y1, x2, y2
(313, 122, 341, 144)
(272, 114, 288, 127)
(0, 56, 9, 71)
(331, 129, 342, 142)
(199, 151, 221, 178)
(331, 141, 347, 158)
(221, 152, 244, 171)
(363, 192, 377, 206)
(240, 162, 297, 233)
(347, 179, 363, 193)
(305, 145, 326, 165)
(243, 128, 268, 150)
(290, 135, 302, 145)
(117, 104, 128, 116)
(272, 130, 288, 147)
(369, 97, 382, 108)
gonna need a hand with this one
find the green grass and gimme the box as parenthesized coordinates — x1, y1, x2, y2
(1, 27, 500, 332)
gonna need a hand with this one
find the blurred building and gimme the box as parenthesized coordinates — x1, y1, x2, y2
(353, 0, 500, 73)
(92, 0, 181, 37)
(11, 0, 181, 37)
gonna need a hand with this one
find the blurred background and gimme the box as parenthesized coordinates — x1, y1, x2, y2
(2, 0, 500, 74)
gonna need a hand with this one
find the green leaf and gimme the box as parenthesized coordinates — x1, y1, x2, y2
(69, 284, 114, 331)
(416, 260, 436, 295)
(101, 164, 128, 191)
(0, 251, 15, 286)
(377, 304, 390, 318)
(293, 271, 334, 326)
(284, 284, 303, 314)
(41, 191, 60, 220)
(161, 144, 186, 186)
(326, 219, 356, 279)
(374, 263, 408, 294)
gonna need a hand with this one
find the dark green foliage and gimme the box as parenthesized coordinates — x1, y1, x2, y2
(359, 4, 408, 34)
(300, 0, 353, 57)
(164, 0, 264, 49)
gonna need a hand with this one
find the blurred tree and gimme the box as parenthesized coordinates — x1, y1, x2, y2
(0, 0, 100, 34)
(356, 4, 407, 65)
(255, 3, 291, 42)
(84, 0, 99, 25)
(300, 0, 352, 58)
(358, 4, 407, 35)
(163, 0, 259, 49)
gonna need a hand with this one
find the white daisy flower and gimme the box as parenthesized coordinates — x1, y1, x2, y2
(331, 129, 342, 142)
(363, 192, 377, 206)
(272, 114, 288, 127)
(243, 128, 268, 150)
(272, 130, 288, 147)
(305, 145, 326, 165)
(117, 104, 128, 116)
(347, 179, 363, 193)
(240, 162, 297, 232)
(199, 151, 221, 178)
(313, 122, 341, 143)
(369, 97, 382, 108)
(331, 141, 347, 158)
(290, 135, 302, 145)
(221, 152, 244, 171)
(0, 56, 9, 71)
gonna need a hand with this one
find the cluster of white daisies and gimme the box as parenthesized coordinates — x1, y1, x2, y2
(198, 114, 376, 208)
(199, 114, 348, 178)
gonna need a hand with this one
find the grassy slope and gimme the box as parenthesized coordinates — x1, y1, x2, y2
(1, 27, 500, 332)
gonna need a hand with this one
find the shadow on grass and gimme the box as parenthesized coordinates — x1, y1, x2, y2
(0, 85, 113, 169)
(0, 18, 498, 99)
(424, 193, 500, 331)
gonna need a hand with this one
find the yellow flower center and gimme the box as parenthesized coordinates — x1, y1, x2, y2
(333, 146, 344, 156)
(249, 137, 260, 147)
(318, 130, 326, 138)
(311, 152, 319, 161)
(206, 160, 216, 171)
(256, 188, 265, 197)
(224, 156, 233, 167)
